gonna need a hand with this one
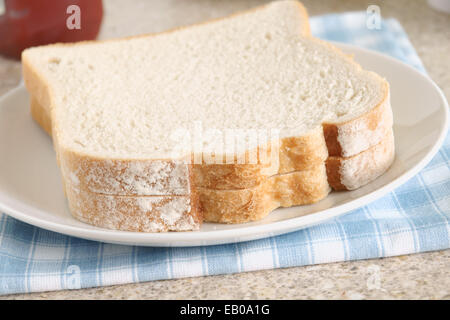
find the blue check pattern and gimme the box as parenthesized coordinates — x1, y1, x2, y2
(0, 12, 449, 295)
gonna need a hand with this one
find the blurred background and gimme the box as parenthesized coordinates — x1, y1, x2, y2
(0, 0, 449, 98)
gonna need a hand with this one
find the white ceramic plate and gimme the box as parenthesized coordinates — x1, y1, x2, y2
(0, 43, 448, 247)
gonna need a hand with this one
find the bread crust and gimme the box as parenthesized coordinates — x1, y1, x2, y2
(200, 165, 330, 223)
(200, 130, 395, 223)
(65, 187, 202, 232)
(64, 128, 394, 229)
(326, 129, 395, 190)
(67, 164, 330, 227)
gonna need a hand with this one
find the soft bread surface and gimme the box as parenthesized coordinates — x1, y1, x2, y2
(23, 0, 388, 160)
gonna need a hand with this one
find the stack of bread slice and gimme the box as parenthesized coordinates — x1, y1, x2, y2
(22, 1, 394, 232)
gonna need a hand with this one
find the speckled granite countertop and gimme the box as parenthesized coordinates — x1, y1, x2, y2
(1, 0, 449, 300)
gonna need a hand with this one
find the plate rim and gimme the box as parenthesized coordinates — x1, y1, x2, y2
(0, 42, 448, 247)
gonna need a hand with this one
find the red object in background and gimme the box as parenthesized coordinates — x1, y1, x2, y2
(0, 0, 103, 59)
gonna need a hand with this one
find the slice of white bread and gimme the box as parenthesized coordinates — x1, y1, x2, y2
(22, 1, 394, 231)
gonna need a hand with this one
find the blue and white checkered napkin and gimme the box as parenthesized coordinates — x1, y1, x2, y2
(1, 13, 449, 295)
